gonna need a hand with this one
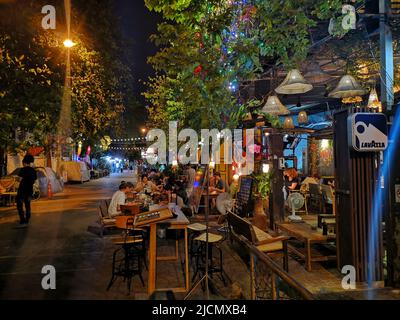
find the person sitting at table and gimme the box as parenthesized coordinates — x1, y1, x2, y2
(300, 175, 319, 192)
(209, 172, 227, 210)
(283, 168, 300, 199)
(134, 174, 158, 194)
(108, 182, 132, 217)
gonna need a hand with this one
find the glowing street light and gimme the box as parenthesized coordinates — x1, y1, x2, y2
(63, 39, 75, 48)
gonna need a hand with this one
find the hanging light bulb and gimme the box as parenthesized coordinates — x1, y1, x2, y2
(233, 173, 240, 181)
(262, 163, 270, 173)
(275, 69, 313, 94)
(328, 75, 367, 98)
(261, 95, 289, 116)
(209, 160, 215, 169)
(297, 111, 308, 124)
(283, 116, 295, 129)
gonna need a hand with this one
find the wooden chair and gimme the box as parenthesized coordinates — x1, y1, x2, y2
(98, 200, 116, 237)
(308, 183, 322, 214)
(0, 176, 17, 206)
(227, 211, 289, 272)
(321, 184, 336, 215)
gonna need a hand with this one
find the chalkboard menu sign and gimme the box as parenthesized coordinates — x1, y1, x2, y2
(236, 177, 253, 217)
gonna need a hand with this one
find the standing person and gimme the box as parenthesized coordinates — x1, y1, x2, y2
(16, 155, 37, 226)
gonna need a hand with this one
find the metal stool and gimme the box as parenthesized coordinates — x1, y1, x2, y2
(192, 232, 226, 287)
(187, 223, 207, 262)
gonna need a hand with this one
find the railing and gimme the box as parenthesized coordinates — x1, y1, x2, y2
(231, 234, 314, 300)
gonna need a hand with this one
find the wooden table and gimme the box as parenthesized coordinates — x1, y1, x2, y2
(147, 207, 190, 296)
(276, 222, 336, 271)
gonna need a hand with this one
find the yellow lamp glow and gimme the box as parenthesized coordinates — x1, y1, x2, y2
(209, 161, 215, 169)
(262, 163, 270, 173)
(321, 139, 329, 150)
(63, 39, 75, 48)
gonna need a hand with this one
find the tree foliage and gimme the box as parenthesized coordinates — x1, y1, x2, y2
(0, 0, 135, 155)
(144, 0, 346, 132)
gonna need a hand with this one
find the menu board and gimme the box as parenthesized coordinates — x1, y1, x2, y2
(236, 177, 253, 216)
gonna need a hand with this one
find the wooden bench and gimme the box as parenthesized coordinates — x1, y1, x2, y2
(227, 211, 289, 272)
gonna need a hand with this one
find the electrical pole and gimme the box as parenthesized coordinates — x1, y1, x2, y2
(379, 0, 394, 112)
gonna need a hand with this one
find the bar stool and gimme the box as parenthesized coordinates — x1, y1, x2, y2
(192, 232, 226, 286)
(187, 223, 207, 261)
(107, 218, 146, 294)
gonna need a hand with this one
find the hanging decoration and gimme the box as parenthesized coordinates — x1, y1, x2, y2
(275, 69, 313, 94)
(261, 95, 289, 116)
(283, 116, 295, 129)
(328, 74, 366, 98)
(297, 111, 308, 124)
(367, 87, 382, 111)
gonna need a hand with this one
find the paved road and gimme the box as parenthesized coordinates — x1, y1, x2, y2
(0, 173, 147, 299)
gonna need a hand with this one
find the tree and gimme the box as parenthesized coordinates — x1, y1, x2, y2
(0, 0, 137, 171)
(144, 0, 346, 132)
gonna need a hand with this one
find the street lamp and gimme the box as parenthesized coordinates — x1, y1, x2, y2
(63, 39, 75, 48)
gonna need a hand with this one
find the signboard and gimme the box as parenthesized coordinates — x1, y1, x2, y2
(347, 113, 388, 152)
(395, 185, 400, 204)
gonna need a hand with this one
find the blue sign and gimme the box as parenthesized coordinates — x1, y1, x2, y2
(347, 113, 388, 152)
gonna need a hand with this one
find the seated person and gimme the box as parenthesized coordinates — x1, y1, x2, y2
(210, 172, 227, 193)
(210, 172, 227, 209)
(134, 174, 158, 194)
(283, 168, 300, 199)
(301, 175, 319, 192)
(108, 182, 133, 217)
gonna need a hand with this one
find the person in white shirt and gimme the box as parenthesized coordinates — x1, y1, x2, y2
(108, 182, 133, 217)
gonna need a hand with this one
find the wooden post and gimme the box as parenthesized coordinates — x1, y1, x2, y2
(333, 108, 383, 282)
(269, 132, 284, 229)
(250, 253, 256, 300)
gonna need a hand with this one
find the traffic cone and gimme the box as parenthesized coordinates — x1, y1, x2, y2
(47, 180, 53, 199)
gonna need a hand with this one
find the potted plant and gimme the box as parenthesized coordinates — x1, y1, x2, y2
(251, 170, 273, 230)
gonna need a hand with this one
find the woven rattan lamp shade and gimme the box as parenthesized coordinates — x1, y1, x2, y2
(261, 95, 289, 116)
(328, 75, 367, 98)
(275, 69, 313, 95)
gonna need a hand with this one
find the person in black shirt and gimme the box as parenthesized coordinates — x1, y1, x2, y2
(283, 168, 300, 200)
(16, 155, 37, 226)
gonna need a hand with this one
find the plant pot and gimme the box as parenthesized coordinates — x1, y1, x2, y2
(253, 197, 268, 231)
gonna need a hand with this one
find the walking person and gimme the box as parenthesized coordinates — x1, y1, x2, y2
(16, 155, 37, 227)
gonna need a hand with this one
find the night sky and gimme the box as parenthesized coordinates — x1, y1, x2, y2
(115, 0, 161, 136)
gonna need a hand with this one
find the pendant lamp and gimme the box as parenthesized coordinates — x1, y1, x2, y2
(283, 116, 295, 129)
(304, 62, 331, 84)
(367, 87, 381, 110)
(328, 75, 367, 98)
(261, 95, 289, 116)
(297, 111, 308, 124)
(275, 69, 313, 95)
